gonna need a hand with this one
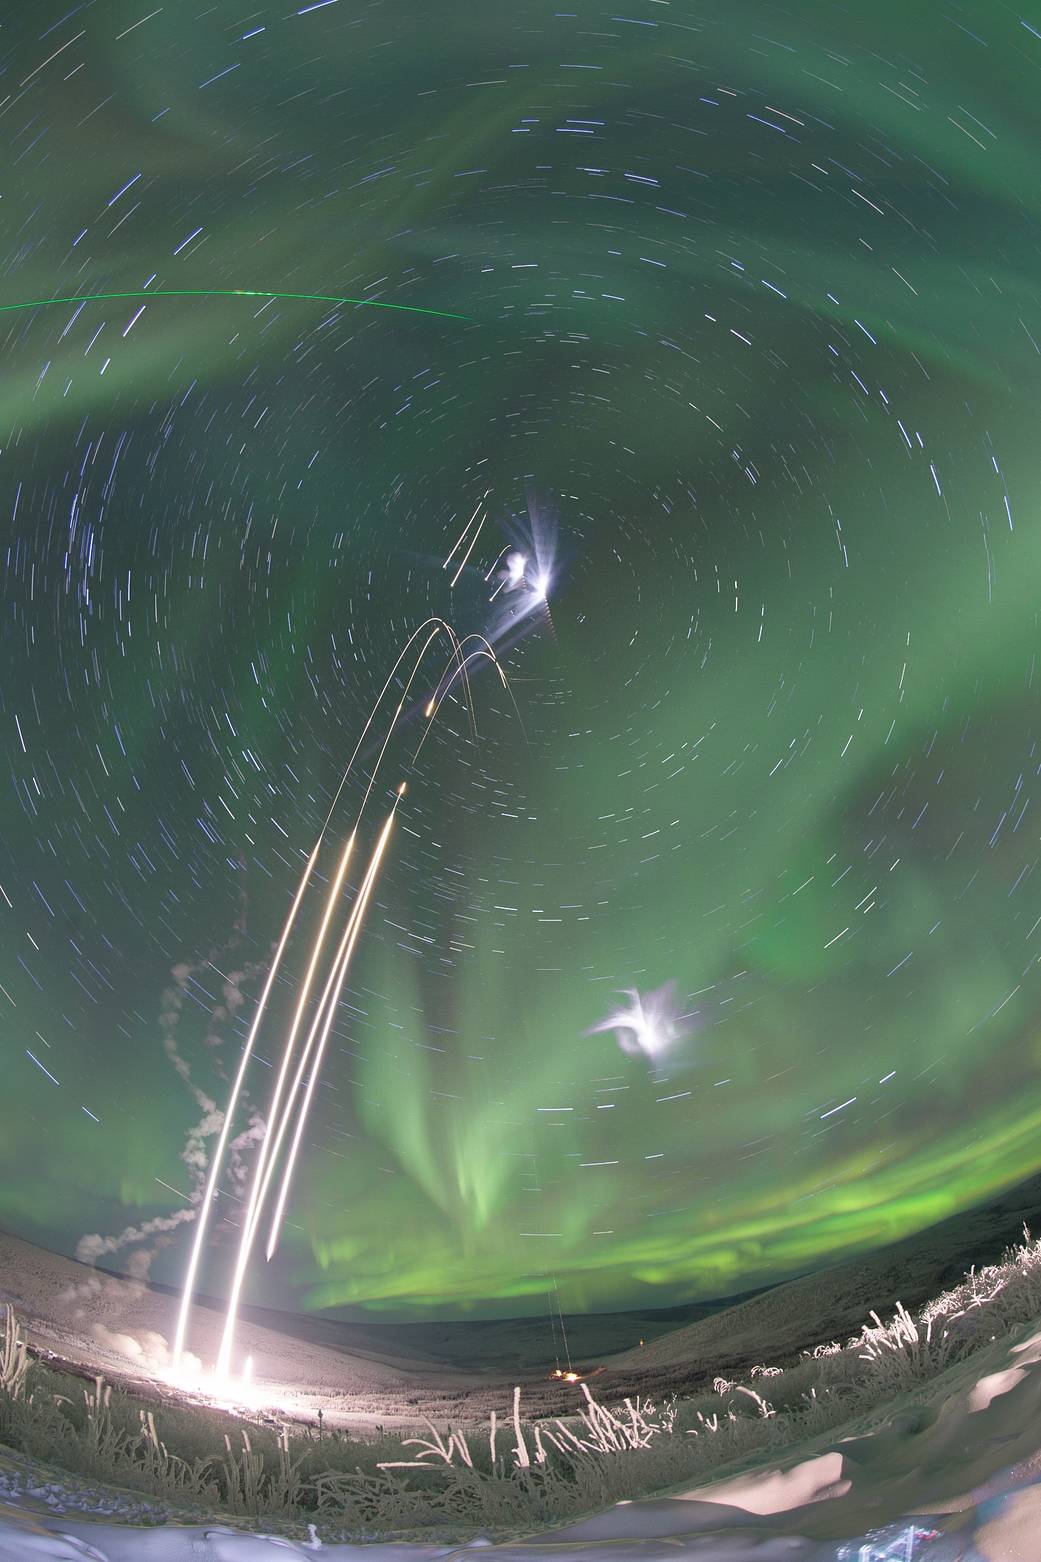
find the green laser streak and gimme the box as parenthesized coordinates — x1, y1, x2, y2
(0, 288, 467, 321)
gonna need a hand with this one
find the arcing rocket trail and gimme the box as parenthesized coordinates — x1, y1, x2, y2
(171, 620, 510, 1382)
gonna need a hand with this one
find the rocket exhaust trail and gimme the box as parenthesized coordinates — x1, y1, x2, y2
(414, 644, 499, 764)
(265, 799, 400, 1259)
(209, 635, 476, 1376)
(171, 618, 515, 1383)
(172, 622, 456, 1370)
(227, 807, 395, 1295)
(211, 834, 358, 1379)
(208, 641, 453, 1378)
(171, 838, 321, 1370)
(216, 799, 399, 1378)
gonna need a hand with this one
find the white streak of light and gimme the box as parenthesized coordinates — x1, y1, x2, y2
(442, 498, 484, 569)
(171, 838, 321, 1368)
(449, 509, 485, 588)
(233, 827, 394, 1276)
(214, 834, 357, 1379)
(266, 803, 399, 1257)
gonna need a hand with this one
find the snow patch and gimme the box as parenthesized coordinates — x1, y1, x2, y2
(676, 1449, 850, 1514)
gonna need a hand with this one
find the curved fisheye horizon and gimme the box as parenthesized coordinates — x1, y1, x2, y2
(4, 1, 1041, 1557)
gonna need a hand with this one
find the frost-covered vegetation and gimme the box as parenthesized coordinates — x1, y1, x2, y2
(3, 1229, 1041, 1541)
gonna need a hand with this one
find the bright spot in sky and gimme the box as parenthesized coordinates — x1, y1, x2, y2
(586, 980, 694, 1061)
(506, 550, 527, 585)
(487, 505, 557, 640)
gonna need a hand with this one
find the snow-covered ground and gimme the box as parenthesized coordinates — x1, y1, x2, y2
(5, 1314, 1041, 1559)
(0, 1232, 428, 1407)
(9, 1225, 1041, 1558)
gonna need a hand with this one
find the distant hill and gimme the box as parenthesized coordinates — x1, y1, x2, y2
(605, 1169, 1041, 1380)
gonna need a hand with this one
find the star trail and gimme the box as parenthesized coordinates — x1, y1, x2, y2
(2, 0, 1041, 1326)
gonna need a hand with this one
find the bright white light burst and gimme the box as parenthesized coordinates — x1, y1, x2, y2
(163, 1355, 286, 1416)
(586, 981, 693, 1060)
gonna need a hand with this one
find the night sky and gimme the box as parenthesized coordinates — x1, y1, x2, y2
(3, 0, 1041, 1325)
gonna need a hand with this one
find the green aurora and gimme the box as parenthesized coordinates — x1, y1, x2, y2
(3, 0, 1041, 1320)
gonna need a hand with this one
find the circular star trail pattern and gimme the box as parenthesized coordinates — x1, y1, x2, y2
(2, 0, 1041, 1322)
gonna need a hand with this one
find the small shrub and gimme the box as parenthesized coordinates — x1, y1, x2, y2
(2, 1228, 1041, 1538)
(0, 1305, 29, 1400)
